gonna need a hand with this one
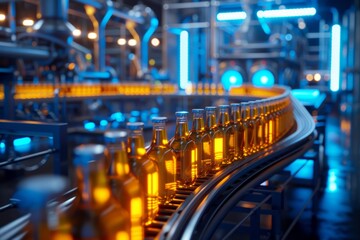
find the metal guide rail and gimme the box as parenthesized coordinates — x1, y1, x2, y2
(0, 88, 315, 239)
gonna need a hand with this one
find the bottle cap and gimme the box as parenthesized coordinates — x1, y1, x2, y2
(74, 144, 105, 165)
(104, 130, 127, 143)
(151, 116, 167, 123)
(126, 122, 144, 130)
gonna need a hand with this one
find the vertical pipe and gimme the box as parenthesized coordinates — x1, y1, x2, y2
(8, 0, 16, 41)
(98, 8, 113, 72)
(40, 0, 68, 20)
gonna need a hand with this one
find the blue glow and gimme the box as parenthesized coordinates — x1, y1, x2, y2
(257, 7, 316, 18)
(252, 69, 275, 87)
(110, 112, 125, 122)
(13, 137, 31, 146)
(292, 89, 320, 100)
(179, 30, 189, 90)
(284, 159, 313, 180)
(330, 24, 341, 92)
(129, 117, 137, 123)
(216, 11, 246, 21)
(328, 170, 337, 192)
(100, 120, 108, 127)
(221, 70, 243, 91)
(0, 142, 5, 149)
(84, 121, 96, 131)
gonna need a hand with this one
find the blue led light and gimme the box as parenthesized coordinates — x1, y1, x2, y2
(13, 137, 31, 146)
(257, 7, 316, 18)
(216, 11, 246, 21)
(0, 142, 5, 149)
(179, 30, 189, 90)
(100, 120, 108, 127)
(84, 121, 96, 131)
(221, 70, 243, 91)
(110, 112, 125, 122)
(330, 24, 341, 92)
(252, 69, 275, 87)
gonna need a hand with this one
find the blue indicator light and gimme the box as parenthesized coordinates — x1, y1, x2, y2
(84, 121, 96, 131)
(252, 69, 275, 87)
(100, 120, 108, 127)
(13, 137, 31, 146)
(221, 70, 243, 91)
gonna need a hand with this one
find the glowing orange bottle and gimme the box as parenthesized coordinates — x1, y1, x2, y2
(105, 131, 144, 240)
(230, 103, 244, 160)
(53, 144, 130, 240)
(204, 106, 224, 171)
(241, 102, 254, 157)
(190, 109, 212, 177)
(127, 122, 159, 225)
(146, 117, 177, 204)
(217, 105, 235, 164)
(169, 111, 197, 187)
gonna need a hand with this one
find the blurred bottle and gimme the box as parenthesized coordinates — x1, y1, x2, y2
(230, 103, 244, 160)
(14, 175, 68, 240)
(267, 103, 275, 145)
(253, 102, 261, 152)
(205, 106, 223, 171)
(190, 109, 212, 177)
(218, 105, 235, 164)
(256, 101, 266, 150)
(127, 122, 159, 225)
(241, 103, 254, 157)
(169, 111, 197, 187)
(105, 130, 144, 240)
(147, 117, 177, 204)
(53, 144, 130, 240)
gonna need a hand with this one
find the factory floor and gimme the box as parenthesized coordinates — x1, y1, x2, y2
(0, 104, 360, 240)
(287, 106, 360, 240)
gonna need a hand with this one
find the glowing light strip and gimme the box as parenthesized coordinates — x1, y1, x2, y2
(257, 7, 316, 18)
(179, 30, 189, 90)
(330, 24, 341, 92)
(216, 11, 246, 21)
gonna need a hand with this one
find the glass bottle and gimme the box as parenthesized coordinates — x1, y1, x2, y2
(230, 103, 244, 160)
(14, 175, 68, 240)
(242, 102, 254, 157)
(169, 111, 197, 187)
(205, 106, 223, 171)
(190, 109, 212, 177)
(266, 103, 275, 145)
(53, 144, 131, 240)
(105, 130, 144, 240)
(146, 117, 177, 204)
(217, 105, 235, 164)
(126, 122, 159, 225)
(256, 101, 266, 150)
(253, 102, 261, 153)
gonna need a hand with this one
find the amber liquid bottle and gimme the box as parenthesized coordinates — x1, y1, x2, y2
(230, 103, 244, 160)
(256, 101, 266, 150)
(218, 105, 235, 164)
(169, 111, 197, 187)
(146, 117, 177, 204)
(127, 122, 159, 225)
(53, 144, 131, 240)
(242, 103, 254, 157)
(190, 109, 212, 177)
(105, 131, 144, 240)
(205, 106, 223, 171)
(252, 102, 261, 153)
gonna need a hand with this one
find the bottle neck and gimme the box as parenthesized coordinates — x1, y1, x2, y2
(127, 134, 146, 157)
(205, 113, 217, 130)
(75, 161, 111, 207)
(232, 109, 241, 122)
(151, 127, 169, 146)
(192, 117, 205, 132)
(107, 142, 130, 177)
(218, 112, 230, 126)
(175, 121, 189, 138)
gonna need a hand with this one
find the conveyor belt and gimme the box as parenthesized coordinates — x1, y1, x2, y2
(0, 93, 315, 240)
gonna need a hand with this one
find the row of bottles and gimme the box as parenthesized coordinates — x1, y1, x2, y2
(22, 95, 294, 240)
